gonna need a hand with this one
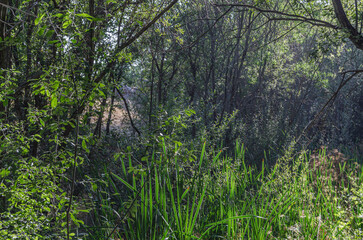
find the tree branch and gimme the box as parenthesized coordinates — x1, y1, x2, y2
(268, 17, 336, 28)
(332, 0, 363, 50)
(115, 85, 141, 136)
(63, 0, 178, 138)
(297, 71, 362, 143)
(187, 6, 233, 48)
(215, 1, 363, 51)
(213, 3, 339, 29)
(0, 2, 37, 17)
(341, 69, 363, 74)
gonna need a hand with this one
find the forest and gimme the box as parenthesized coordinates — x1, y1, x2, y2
(0, 0, 362, 239)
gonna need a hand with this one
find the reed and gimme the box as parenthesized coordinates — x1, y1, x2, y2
(86, 141, 363, 239)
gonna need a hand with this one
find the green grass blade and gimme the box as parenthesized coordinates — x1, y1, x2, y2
(111, 172, 137, 192)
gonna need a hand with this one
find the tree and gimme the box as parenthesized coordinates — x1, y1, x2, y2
(0, 0, 179, 238)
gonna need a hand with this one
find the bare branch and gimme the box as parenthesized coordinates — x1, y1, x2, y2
(268, 17, 337, 28)
(297, 71, 362, 143)
(215, 1, 363, 51)
(115, 85, 141, 136)
(186, 6, 233, 48)
(213, 3, 339, 29)
(340, 69, 363, 74)
(0, 2, 37, 17)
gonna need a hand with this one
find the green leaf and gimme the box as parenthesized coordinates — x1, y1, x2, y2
(77, 219, 84, 225)
(62, 20, 72, 29)
(185, 109, 196, 116)
(35, 13, 45, 26)
(173, 141, 182, 147)
(137, 20, 143, 26)
(76, 13, 94, 19)
(0, 168, 10, 177)
(45, 30, 55, 38)
(70, 213, 77, 225)
(76, 13, 103, 21)
(53, 81, 60, 91)
(53, 13, 64, 18)
(91, 182, 97, 192)
(82, 139, 87, 151)
(98, 89, 105, 97)
(111, 172, 137, 192)
(181, 187, 189, 201)
(39, 118, 45, 127)
(93, 17, 104, 22)
(37, 25, 47, 36)
(51, 95, 58, 108)
(2, 99, 8, 107)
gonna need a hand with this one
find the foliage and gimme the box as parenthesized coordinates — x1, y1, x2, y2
(0, 0, 362, 238)
(82, 138, 363, 239)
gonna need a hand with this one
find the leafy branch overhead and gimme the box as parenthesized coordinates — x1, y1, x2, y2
(215, 0, 363, 51)
(0, 0, 362, 239)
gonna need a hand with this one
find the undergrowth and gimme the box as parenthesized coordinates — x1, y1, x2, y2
(74, 140, 363, 239)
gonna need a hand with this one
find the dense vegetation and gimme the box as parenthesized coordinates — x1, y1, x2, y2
(0, 0, 362, 239)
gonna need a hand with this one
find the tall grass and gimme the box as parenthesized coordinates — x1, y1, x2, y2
(83, 141, 363, 239)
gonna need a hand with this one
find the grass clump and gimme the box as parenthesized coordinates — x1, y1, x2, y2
(77, 140, 363, 239)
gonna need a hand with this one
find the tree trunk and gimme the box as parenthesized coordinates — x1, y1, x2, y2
(106, 87, 116, 135)
(332, 0, 363, 51)
(0, 0, 8, 119)
(94, 98, 107, 138)
(0, 0, 8, 69)
(149, 56, 155, 128)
